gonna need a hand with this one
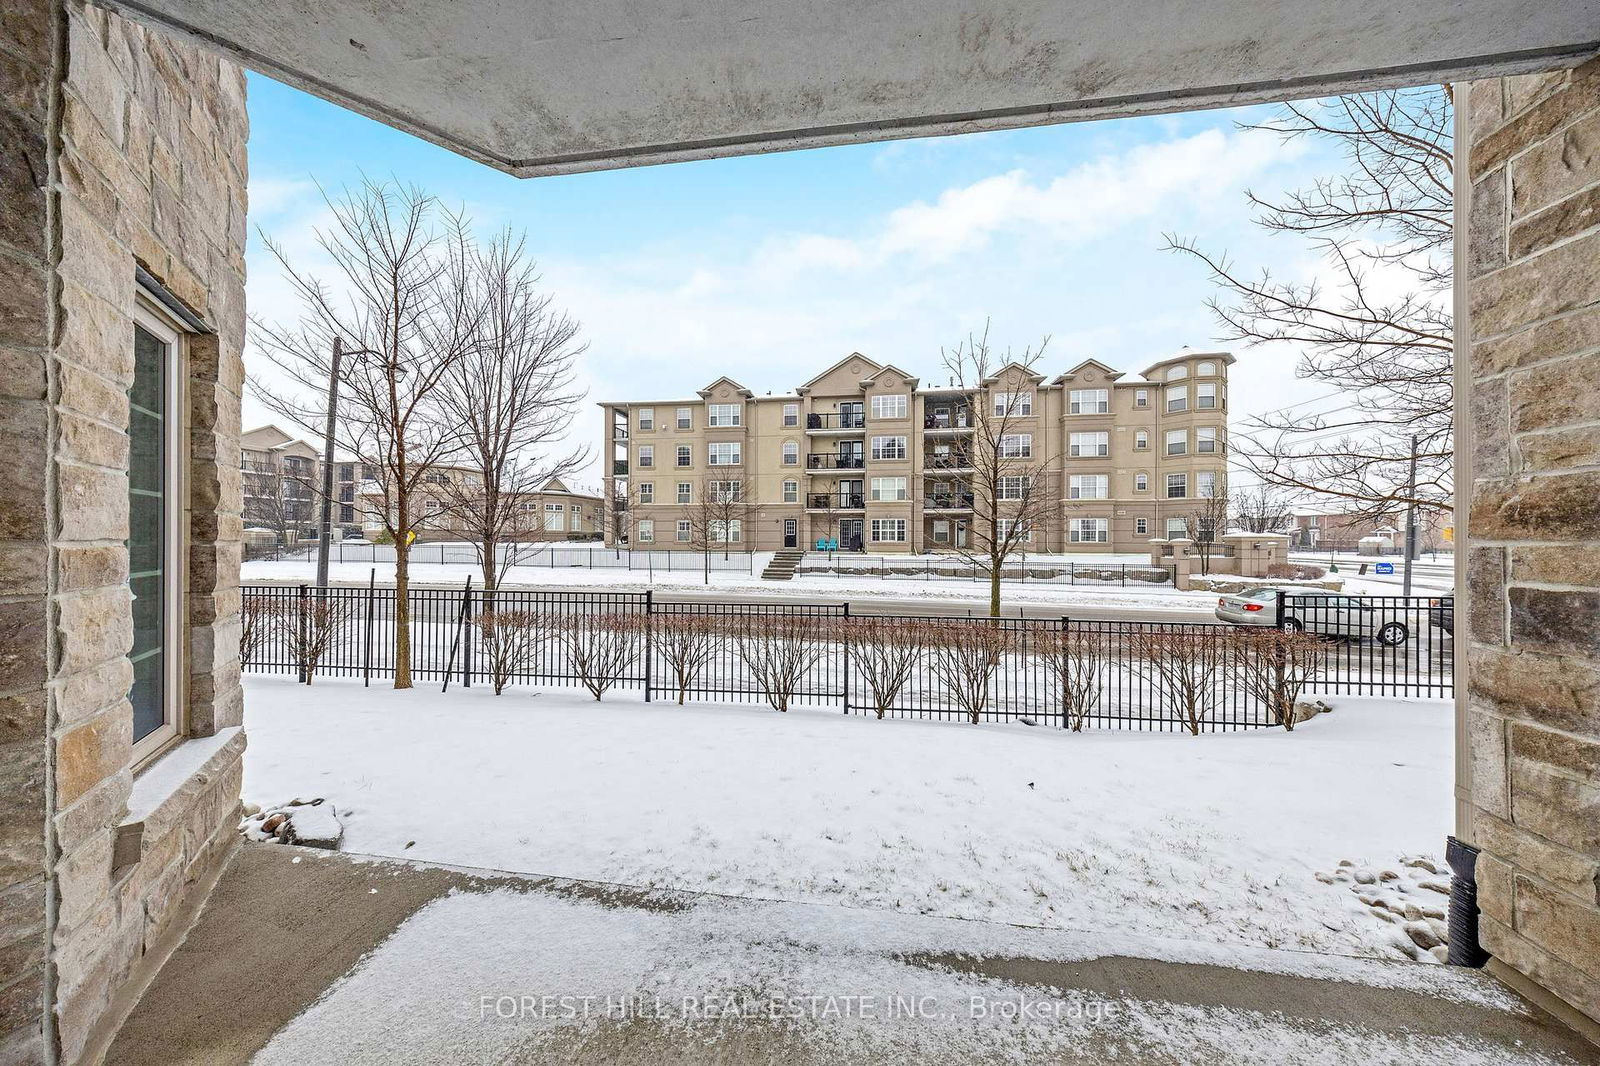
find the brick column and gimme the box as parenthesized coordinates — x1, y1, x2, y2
(1463, 57, 1600, 1028)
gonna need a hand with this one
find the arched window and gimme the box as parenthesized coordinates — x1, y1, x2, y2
(1197, 361, 1216, 376)
(1134, 472, 1149, 492)
(781, 440, 799, 465)
(1166, 364, 1188, 381)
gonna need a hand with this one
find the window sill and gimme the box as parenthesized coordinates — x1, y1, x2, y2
(114, 727, 246, 874)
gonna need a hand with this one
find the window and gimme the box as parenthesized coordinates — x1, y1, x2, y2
(676, 519, 691, 542)
(637, 519, 654, 543)
(782, 403, 799, 427)
(1135, 517, 1148, 535)
(425, 470, 449, 484)
(998, 475, 1032, 500)
(638, 445, 654, 468)
(709, 519, 742, 543)
(1166, 364, 1188, 381)
(1135, 388, 1148, 408)
(543, 505, 563, 532)
(708, 480, 742, 503)
(1166, 429, 1187, 455)
(871, 435, 906, 460)
(994, 391, 1033, 416)
(1198, 361, 1217, 376)
(1167, 517, 1190, 538)
(708, 403, 742, 427)
(1068, 474, 1108, 500)
(1197, 427, 1218, 453)
(676, 482, 692, 504)
(708, 441, 741, 465)
(998, 518, 1033, 543)
(782, 480, 799, 504)
(870, 518, 907, 542)
(129, 303, 184, 755)
(870, 476, 908, 502)
(1166, 473, 1188, 499)
(999, 433, 1032, 458)
(638, 408, 654, 431)
(1069, 518, 1109, 543)
(1197, 471, 1217, 498)
(870, 394, 907, 419)
(1197, 382, 1218, 410)
(676, 407, 693, 430)
(932, 520, 949, 544)
(1166, 386, 1188, 413)
(675, 445, 691, 467)
(1069, 432, 1109, 457)
(1196, 516, 1217, 542)
(1134, 473, 1149, 492)
(1135, 430, 1148, 450)
(1069, 389, 1108, 414)
(782, 440, 799, 466)
(638, 482, 654, 504)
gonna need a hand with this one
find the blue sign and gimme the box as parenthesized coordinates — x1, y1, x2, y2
(1375, 562, 1394, 574)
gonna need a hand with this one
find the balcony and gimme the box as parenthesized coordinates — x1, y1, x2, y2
(922, 412, 972, 431)
(806, 452, 865, 470)
(805, 412, 865, 432)
(611, 460, 628, 476)
(807, 493, 865, 510)
(924, 453, 974, 471)
(924, 491, 974, 510)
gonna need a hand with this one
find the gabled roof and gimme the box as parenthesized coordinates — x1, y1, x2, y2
(1139, 349, 1235, 379)
(796, 352, 883, 395)
(1051, 358, 1124, 384)
(979, 361, 1046, 386)
(860, 363, 920, 389)
(696, 375, 755, 399)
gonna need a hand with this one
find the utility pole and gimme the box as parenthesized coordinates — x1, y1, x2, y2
(1401, 434, 1419, 597)
(315, 336, 344, 590)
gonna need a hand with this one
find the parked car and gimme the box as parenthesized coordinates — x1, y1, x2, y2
(1214, 587, 1419, 645)
(1429, 591, 1454, 634)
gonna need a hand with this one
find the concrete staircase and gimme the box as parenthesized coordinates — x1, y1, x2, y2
(760, 549, 805, 580)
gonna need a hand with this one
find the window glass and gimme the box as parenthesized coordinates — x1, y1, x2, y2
(999, 434, 1032, 458)
(637, 408, 654, 430)
(782, 403, 799, 426)
(782, 440, 799, 465)
(1166, 429, 1187, 455)
(1166, 365, 1188, 381)
(870, 435, 907, 460)
(129, 323, 173, 745)
(636, 519, 654, 542)
(1166, 473, 1188, 499)
(1197, 383, 1218, 409)
(1069, 389, 1108, 414)
(1197, 427, 1218, 453)
(676, 407, 692, 429)
(870, 394, 908, 419)
(1069, 432, 1109, 457)
(638, 483, 654, 503)
(782, 480, 799, 503)
(870, 476, 908, 501)
(708, 403, 742, 427)
(1166, 386, 1188, 413)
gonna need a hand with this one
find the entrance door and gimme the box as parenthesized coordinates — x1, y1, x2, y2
(840, 519, 864, 551)
(954, 520, 967, 549)
(783, 519, 797, 548)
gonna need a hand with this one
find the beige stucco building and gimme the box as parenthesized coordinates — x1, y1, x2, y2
(601, 351, 1231, 554)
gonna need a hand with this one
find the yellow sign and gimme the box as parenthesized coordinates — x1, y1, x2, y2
(405, 529, 417, 546)
(1442, 525, 1454, 543)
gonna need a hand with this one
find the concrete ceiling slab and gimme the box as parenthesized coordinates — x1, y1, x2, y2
(109, 0, 1598, 175)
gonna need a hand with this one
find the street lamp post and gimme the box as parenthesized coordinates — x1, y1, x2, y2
(314, 337, 387, 589)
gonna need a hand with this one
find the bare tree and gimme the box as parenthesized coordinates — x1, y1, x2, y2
(478, 609, 551, 695)
(687, 476, 757, 583)
(737, 614, 826, 712)
(940, 323, 1060, 617)
(435, 229, 588, 596)
(1167, 87, 1453, 522)
(241, 460, 316, 550)
(1236, 628, 1328, 731)
(1041, 628, 1106, 732)
(239, 595, 274, 667)
(925, 620, 1010, 725)
(652, 612, 723, 705)
(1232, 484, 1297, 533)
(842, 616, 922, 719)
(1129, 629, 1225, 735)
(1187, 486, 1231, 576)
(561, 611, 640, 700)
(284, 595, 350, 684)
(251, 179, 478, 689)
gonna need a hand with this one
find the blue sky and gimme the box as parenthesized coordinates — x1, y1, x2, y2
(244, 73, 1346, 487)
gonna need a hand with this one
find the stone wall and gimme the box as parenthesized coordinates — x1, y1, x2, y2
(1464, 57, 1600, 1028)
(0, 1, 247, 1062)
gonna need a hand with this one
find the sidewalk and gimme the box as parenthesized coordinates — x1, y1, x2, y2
(104, 844, 1598, 1065)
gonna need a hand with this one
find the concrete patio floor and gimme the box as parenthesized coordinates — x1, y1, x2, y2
(104, 843, 1600, 1066)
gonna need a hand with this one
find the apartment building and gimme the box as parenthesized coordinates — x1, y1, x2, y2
(240, 424, 322, 544)
(600, 350, 1230, 553)
(359, 471, 605, 542)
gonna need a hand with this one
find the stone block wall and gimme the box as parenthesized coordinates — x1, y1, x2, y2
(1464, 57, 1600, 1027)
(0, 1, 247, 1062)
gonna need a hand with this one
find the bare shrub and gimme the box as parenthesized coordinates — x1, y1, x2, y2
(843, 616, 923, 719)
(1236, 628, 1329, 731)
(240, 596, 276, 667)
(1128, 629, 1225, 735)
(287, 595, 351, 684)
(561, 611, 641, 700)
(737, 614, 826, 712)
(1266, 562, 1327, 581)
(653, 612, 724, 705)
(478, 609, 551, 695)
(925, 621, 1011, 725)
(1041, 628, 1106, 732)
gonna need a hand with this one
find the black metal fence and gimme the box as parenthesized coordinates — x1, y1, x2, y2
(798, 555, 1177, 588)
(247, 541, 756, 574)
(1278, 592, 1453, 698)
(242, 586, 1453, 731)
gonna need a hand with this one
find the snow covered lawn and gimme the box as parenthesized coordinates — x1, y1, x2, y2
(243, 675, 1454, 964)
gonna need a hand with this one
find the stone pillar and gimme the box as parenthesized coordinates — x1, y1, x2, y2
(1463, 56, 1600, 1029)
(1166, 538, 1195, 589)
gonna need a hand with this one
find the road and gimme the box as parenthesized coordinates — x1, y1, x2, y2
(645, 587, 1215, 621)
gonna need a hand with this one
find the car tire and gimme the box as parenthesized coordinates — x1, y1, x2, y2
(1281, 617, 1304, 633)
(1378, 621, 1408, 646)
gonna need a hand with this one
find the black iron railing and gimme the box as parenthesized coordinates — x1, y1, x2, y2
(806, 453, 865, 470)
(925, 492, 975, 509)
(1277, 592, 1453, 698)
(806, 412, 865, 430)
(806, 493, 866, 509)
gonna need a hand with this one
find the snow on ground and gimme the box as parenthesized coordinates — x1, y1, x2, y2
(244, 675, 1454, 963)
(242, 558, 1224, 613)
(250, 885, 1558, 1066)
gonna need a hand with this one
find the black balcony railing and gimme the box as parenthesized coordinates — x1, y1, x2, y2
(923, 413, 971, 429)
(925, 453, 973, 470)
(806, 412, 866, 430)
(612, 460, 628, 475)
(806, 453, 865, 470)
(925, 492, 975, 509)
(807, 493, 865, 509)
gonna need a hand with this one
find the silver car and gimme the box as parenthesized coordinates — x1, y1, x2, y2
(1214, 587, 1417, 646)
